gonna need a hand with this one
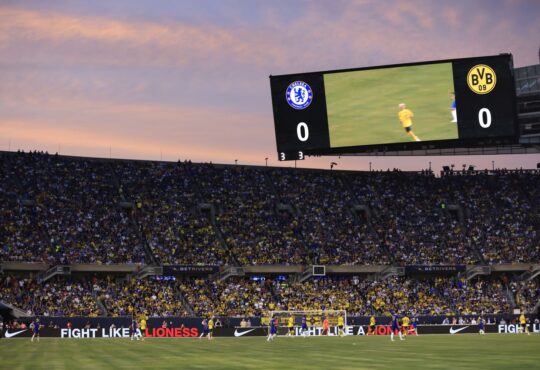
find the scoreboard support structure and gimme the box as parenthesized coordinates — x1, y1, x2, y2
(337, 143, 538, 157)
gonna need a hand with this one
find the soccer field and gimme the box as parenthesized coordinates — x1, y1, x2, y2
(325, 63, 458, 148)
(1, 335, 539, 370)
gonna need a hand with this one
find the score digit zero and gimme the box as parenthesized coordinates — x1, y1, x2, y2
(297, 122, 309, 142)
(478, 108, 492, 128)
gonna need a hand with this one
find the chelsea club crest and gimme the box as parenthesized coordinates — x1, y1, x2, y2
(286, 81, 313, 110)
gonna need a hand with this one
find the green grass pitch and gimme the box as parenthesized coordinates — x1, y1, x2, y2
(1, 334, 540, 369)
(325, 63, 458, 148)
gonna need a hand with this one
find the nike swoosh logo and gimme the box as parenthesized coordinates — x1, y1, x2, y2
(234, 329, 256, 337)
(449, 326, 469, 334)
(5, 329, 27, 338)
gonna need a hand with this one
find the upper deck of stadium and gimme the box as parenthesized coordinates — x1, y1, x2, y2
(1, 150, 539, 318)
(1, 150, 538, 270)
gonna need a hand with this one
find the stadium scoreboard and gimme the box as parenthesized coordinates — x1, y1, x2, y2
(270, 54, 517, 160)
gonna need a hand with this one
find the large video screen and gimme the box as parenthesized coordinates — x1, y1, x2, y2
(270, 54, 517, 161)
(324, 63, 458, 147)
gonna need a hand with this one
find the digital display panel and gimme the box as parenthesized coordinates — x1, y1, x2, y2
(270, 54, 517, 160)
(325, 63, 458, 147)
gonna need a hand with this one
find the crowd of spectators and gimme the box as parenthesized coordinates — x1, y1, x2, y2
(1, 151, 538, 266)
(1, 152, 145, 264)
(177, 277, 275, 317)
(0, 155, 53, 262)
(348, 172, 479, 265)
(0, 275, 102, 316)
(510, 278, 540, 313)
(194, 165, 309, 265)
(112, 161, 228, 266)
(272, 276, 367, 315)
(271, 276, 515, 316)
(446, 277, 511, 315)
(176, 275, 519, 318)
(362, 277, 452, 316)
(270, 170, 390, 265)
(101, 277, 188, 317)
(443, 173, 540, 264)
(0, 272, 535, 318)
(347, 170, 540, 265)
(0, 200, 53, 263)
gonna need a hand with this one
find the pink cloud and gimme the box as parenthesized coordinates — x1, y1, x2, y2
(0, 1, 538, 173)
(383, 2, 434, 30)
(0, 6, 288, 69)
(0, 116, 272, 163)
(0, 94, 274, 156)
(442, 7, 459, 28)
(1, 3, 538, 72)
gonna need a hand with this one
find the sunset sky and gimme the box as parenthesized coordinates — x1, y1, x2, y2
(1, 0, 539, 171)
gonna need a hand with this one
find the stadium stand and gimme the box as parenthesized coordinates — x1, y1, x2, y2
(1, 151, 539, 266)
(347, 172, 479, 265)
(194, 165, 309, 265)
(0, 154, 52, 263)
(101, 277, 188, 317)
(178, 276, 275, 317)
(1, 152, 146, 264)
(0, 273, 526, 318)
(0, 151, 539, 320)
(0, 275, 102, 317)
(510, 278, 540, 313)
(269, 169, 390, 265)
(112, 161, 229, 266)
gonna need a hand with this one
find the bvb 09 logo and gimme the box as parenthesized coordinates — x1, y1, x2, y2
(467, 64, 496, 94)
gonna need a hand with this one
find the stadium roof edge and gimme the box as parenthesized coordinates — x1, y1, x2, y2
(0, 150, 425, 175)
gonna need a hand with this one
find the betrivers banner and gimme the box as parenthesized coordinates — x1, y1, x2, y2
(2, 324, 538, 339)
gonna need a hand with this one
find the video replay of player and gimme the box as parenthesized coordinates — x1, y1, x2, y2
(324, 63, 458, 148)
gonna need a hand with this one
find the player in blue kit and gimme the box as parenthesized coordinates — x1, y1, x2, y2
(390, 313, 404, 342)
(31, 318, 40, 342)
(450, 91, 457, 122)
(410, 317, 418, 336)
(267, 316, 277, 342)
(130, 318, 140, 341)
(478, 317, 486, 335)
(301, 315, 308, 338)
(199, 318, 209, 339)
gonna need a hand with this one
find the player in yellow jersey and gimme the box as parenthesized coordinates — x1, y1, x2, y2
(368, 315, 376, 335)
(519, 313, 530, 335)
(208, 317, 214, 340)
(398, 103, 421, 142)
(337, 315, 345, 337)
(140, 317, 147, 341)
(401, 315, 410, 336)
(287, 316, 294, 337)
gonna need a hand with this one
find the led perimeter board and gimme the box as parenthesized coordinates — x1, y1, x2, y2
(270, 54, 517, 161)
